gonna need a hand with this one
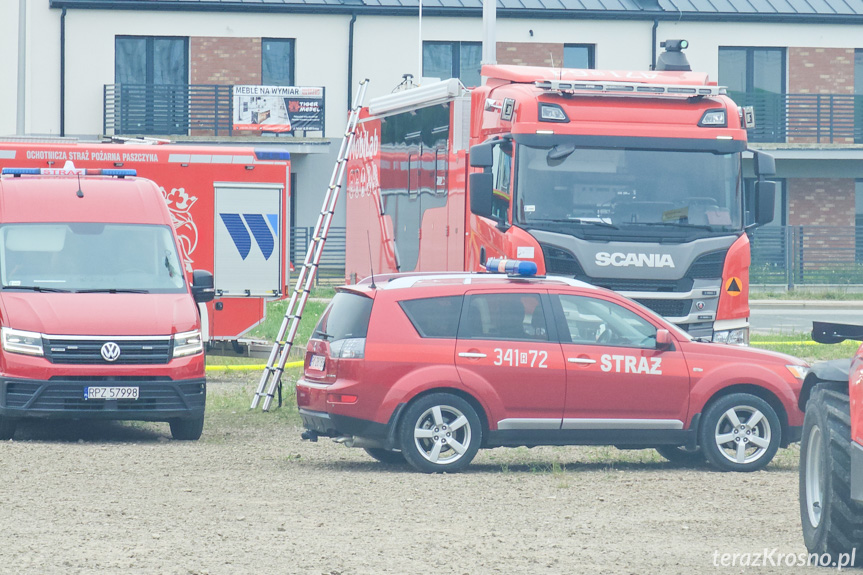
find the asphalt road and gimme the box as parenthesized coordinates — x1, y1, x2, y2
(750, 300, 863, 335)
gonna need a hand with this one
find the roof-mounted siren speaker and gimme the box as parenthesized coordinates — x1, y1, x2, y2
(656, 39, 691, 72)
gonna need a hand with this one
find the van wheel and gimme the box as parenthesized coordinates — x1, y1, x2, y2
(700, 393, 781, 472)
(170, 415, 204, 441)
(655, 445, 705, 466)
(398, 393, 481, 473)
(364, 448, 406, 464)
(800, 387, 863, 563)
(0, 416, 17, 440)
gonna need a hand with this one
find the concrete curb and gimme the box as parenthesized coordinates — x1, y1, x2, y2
(750, 300, 863, 310)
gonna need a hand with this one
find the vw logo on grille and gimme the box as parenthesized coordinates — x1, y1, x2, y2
(101, 342, 121, 362)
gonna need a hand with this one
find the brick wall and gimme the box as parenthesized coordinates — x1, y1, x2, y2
(497, 42, 563, 67)
(191, 37, 261, 85)
(787, 178, 856, 265)
(787, 48, 856, 144)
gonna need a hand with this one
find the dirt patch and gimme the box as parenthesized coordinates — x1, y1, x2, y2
(0, 376, 821, 574)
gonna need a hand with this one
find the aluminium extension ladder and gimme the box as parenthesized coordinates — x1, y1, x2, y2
(251, 79, 369, 411)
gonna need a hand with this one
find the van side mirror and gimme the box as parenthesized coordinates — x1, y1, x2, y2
(191, 270, 215, 303)
(656, 329, 673, 350)
(469, 172, 494, 219)
(469, 142, 494, 168)
(753, 151, 776, 178)
(754, 180, 776, 226)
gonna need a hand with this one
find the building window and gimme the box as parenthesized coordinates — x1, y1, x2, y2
(114, 36, 189, 135)
(423, 41, 482, 88)
(563, 44, 595, 69)
(262, 39, 295, 86)
(718, 47, 786, 143)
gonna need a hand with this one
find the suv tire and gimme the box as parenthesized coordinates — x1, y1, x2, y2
(398, 393, 481, 473)
(169, 415, 204, 441)
(799, 386, 863, 564)
(700, 393, 781, 472)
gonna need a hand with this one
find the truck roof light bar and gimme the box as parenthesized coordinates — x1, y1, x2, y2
(485, 258, 538, 277)
(254, 149, 291, 161)
(1, 165, 137, 178)
(535, 80, 725, 98)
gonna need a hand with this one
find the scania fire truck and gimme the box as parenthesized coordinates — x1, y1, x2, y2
(345, 41, 776, 343)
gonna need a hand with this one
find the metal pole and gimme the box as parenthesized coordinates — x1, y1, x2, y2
(482, 0, 497, 66)
(16, 0, 27, 135)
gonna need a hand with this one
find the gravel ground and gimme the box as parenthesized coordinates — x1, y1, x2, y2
(0, 376, 831, 575)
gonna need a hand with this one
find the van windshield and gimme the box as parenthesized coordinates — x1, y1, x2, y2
(0, 223, 187, 293)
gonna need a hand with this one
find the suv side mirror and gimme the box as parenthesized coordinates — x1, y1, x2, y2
(469, 172, 494, 219)
(754, 180, 776, 226)
(656, 329, 673, 350)
(191, 270, 215, 303)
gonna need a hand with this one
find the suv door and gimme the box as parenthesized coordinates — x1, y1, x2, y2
(455, 291, 566, 431)
(551, 292, 690, 430)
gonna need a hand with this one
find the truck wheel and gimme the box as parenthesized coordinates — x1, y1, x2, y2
(169, 415, 205, 441)
(800, 387, 863, 564)
(398, 393, 481, 473)
(0, 416, 17, 440)
(655, 445, 705, 466)
(700, 393, 781, 472)
(364, 448, 406, 464)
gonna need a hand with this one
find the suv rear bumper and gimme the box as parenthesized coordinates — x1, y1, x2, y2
(0, 376, 206, 422)
(300, 405, 404, 448)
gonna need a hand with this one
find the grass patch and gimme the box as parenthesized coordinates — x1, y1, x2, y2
(750, 333, 857, 362)
(751, 289, 863, 300)
(247, 299, 329, 344)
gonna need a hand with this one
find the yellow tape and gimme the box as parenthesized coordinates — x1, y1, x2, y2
(205, 360, 304, 372)
(752, 341, 857, 346)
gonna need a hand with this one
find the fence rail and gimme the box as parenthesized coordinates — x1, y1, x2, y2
(291, 226, 346, 285)
(729, 91, 863, 144)
(104, 84, 234, 136)
(750, 225, 863, 286)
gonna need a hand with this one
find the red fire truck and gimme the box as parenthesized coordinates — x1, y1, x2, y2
(0, 141, 291, 346)
(345, 41, 776, 343)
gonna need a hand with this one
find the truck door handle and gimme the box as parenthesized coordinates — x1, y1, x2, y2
(568, 358, 596, 364)
(459, 352, 487, 359)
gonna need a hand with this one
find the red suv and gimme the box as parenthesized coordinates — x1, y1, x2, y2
(297, 269, 808, 473)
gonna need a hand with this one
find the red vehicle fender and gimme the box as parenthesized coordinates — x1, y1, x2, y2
(687, 362, 804, 428)
(375, 364, 498, 430)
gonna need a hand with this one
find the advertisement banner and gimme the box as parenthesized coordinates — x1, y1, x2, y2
(232, 86, 324, 133)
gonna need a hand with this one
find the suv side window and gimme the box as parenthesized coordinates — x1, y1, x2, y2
(459, 293, 548, 341)
(313, 292, 373, 342)
(554, 294, 656, 349)
(399, 295, 463, 338)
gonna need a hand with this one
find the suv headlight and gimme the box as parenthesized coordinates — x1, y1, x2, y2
(1, 327, 44, 356)
(712, 327, 749, 346)
(173, 330, 203, 358)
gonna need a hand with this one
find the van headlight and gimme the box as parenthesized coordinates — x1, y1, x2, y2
(173, 330, 204, 358)
(712, 327, 749, 346)
(1, 327, 44, 356)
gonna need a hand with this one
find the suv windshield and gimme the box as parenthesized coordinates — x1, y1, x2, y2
(0, 223, 186, 293)
(515, 144, 742, 236)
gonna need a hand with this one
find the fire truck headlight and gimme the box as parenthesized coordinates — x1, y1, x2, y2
(698, 109, 727, 127)
(539, 103, 569, 123)
(1, 327, 44, 357)
(173, 330, 204, 358)
(712, 327, 749, 346)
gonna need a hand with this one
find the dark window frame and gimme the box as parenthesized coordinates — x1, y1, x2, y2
(399, 295, 464, 339)
(422, 41, 482, 87)
(563, 44, 595, 69)
(262, 38, 296, 86)
(114, 35, 189, 85)
(457, 292, 551, 342)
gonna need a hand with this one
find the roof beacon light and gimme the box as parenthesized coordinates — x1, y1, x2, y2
(485, 258, 538, 276)
(1, 162, 137, 178)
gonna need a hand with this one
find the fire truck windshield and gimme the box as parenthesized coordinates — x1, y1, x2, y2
(0, 223, 187, 293)
(514, 144, 742, 238)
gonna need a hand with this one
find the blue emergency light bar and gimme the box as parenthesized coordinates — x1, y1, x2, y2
(485, 258, 538, 276)
(1, 167, 137, 177)
(254, 149, 291, 161)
